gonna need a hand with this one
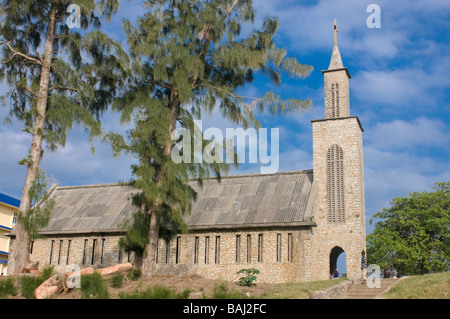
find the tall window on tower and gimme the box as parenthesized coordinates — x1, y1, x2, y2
(331, 83, 340, 118)
(327, 144, 345, 222)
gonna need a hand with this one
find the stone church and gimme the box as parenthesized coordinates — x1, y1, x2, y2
(8, 22, 366, 283)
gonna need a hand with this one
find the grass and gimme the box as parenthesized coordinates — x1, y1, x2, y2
(261, 278, 345, 299)
(381, 272, 450, 299)
(0, 277, 18, 298)
(119, 285, 191, 299)
(20, 265, 55, 299)
(80, 272, 109, 299)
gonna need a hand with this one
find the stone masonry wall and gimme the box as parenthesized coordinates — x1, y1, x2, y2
(323, 69, 350, 119)
(310, 117, 366, 281)
(8, 227, 314, 283)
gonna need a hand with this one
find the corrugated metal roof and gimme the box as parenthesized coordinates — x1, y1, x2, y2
(35, 170, 315, 235)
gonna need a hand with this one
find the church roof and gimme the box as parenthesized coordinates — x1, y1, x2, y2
(17, 170, 316, 236)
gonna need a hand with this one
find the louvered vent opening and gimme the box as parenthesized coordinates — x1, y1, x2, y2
(330, 83, 340, 118)
(327, 144, 345, 223)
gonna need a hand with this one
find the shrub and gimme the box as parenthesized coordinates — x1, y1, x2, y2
(211, 282, 247, 299)
(0, 277, 17, 298)
(20, 276, 42, 299)
(127, 268, 142, 281)
(119, 285, 190, 299)
(237, 268, 260, 287)
(110, 274, 124, 288)
(20, 265, 55, 299)
(80, 272, 109, 299)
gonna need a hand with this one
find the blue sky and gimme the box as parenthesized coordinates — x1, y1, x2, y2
(1, 0, 449, 245)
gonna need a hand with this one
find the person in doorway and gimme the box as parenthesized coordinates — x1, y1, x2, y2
(333, 269, 339, 278)
(361, 250, 367, 283)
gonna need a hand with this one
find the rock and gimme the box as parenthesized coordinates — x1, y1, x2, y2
(22, 261, 39, 273)
(34, 274, 60, 299)
(97, 262, 133, 277)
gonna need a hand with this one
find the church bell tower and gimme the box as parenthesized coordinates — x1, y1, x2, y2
(309, 20, 366, 281)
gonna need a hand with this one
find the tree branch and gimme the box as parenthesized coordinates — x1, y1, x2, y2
(48, 85, 79, 92)
(2, 42, 42, 65)
(19, 85, 39, 98)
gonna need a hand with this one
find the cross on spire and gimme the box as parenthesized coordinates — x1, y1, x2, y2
(334, 19, 338, 46)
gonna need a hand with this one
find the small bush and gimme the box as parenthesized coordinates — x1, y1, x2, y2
(127, 268, 142, 281)
(237, 268, 260, 287)
(20, 264, 55, 299)
(110, 274, 124, 288)
(211, 282, 247, 299)
(0, 277, 18, 298)
(20, 276, 43, 299)
(40, 265, 54, 281)
(119, 285, 190, 299)
(80, 272, 109, 299)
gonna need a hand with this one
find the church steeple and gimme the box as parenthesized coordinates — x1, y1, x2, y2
(328, 19, 344, 70)
(322, 19, 351, 119)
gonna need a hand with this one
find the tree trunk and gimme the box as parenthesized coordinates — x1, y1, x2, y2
(141, 89, 179, 278)
(13, 4, 57, 275)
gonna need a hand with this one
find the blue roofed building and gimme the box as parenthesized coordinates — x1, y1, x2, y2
(0, 192, 20, 275)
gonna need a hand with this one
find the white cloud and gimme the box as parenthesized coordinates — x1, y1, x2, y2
(365, 117, 450, 150)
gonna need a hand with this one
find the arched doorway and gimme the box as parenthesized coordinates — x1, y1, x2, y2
(330, 246, 346, 278)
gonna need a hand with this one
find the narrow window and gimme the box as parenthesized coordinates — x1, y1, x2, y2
(287, 233, 293, 262)
(246, 235, 251, 263)
(204, 236, 209, 264)
(215, 236, 220, 264)
(127, 250, 130, 262)
(194, 237, 199, 264)
(49, 240, 54, 264)
(155, 239, 159, 263)
(257, 234, 263, 263)
(276, 234, 282, 262)
(12, 212, 17, 224)
(82, 239, 88, 265)
(330, 83, 340, 117)
(327, 144, 345, 223)
(66, 240, 71, 265)
(100, 239, 105, 264)
(175, 236, 181, 264)
(118, 246, 122, 264)
(235, 235, 241, 263)
(30, 241, 34, 254)
(57, 240, 63, 265)
(165, 240, 170, 263)
(91, 239, 97, 265)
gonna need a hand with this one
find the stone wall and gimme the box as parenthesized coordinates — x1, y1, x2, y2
(7, 232, 135, 274)
(310, 116, 366, 281)
(8, 227, 316, 283)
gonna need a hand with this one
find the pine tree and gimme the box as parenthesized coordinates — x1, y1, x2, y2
(106, 0, 313, 277)
(0, 0, 129, 274)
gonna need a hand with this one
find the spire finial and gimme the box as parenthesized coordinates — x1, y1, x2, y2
(334, 19, 338, 46)
(328, 19, 344, 70)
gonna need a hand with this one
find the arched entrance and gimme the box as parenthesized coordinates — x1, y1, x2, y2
(330, 246, 346, 278)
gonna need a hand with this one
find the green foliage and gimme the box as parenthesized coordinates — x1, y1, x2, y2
(127, 268, 142, 281)
(0, 277, 18, 298)
(20, 276, 42, 299)
(237, 268, 260, 287)
(80, 272, 109, 299)
(20, 265, 54, 299)
(106, 0, 312, 267)
(17, 170, 54, 240)
(110, 274, 124, 288)
(119, 285, 190, 299)
(211, 282, 247, 299)
(367, 182, 450, 276)
(0, 0, 129, 151)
